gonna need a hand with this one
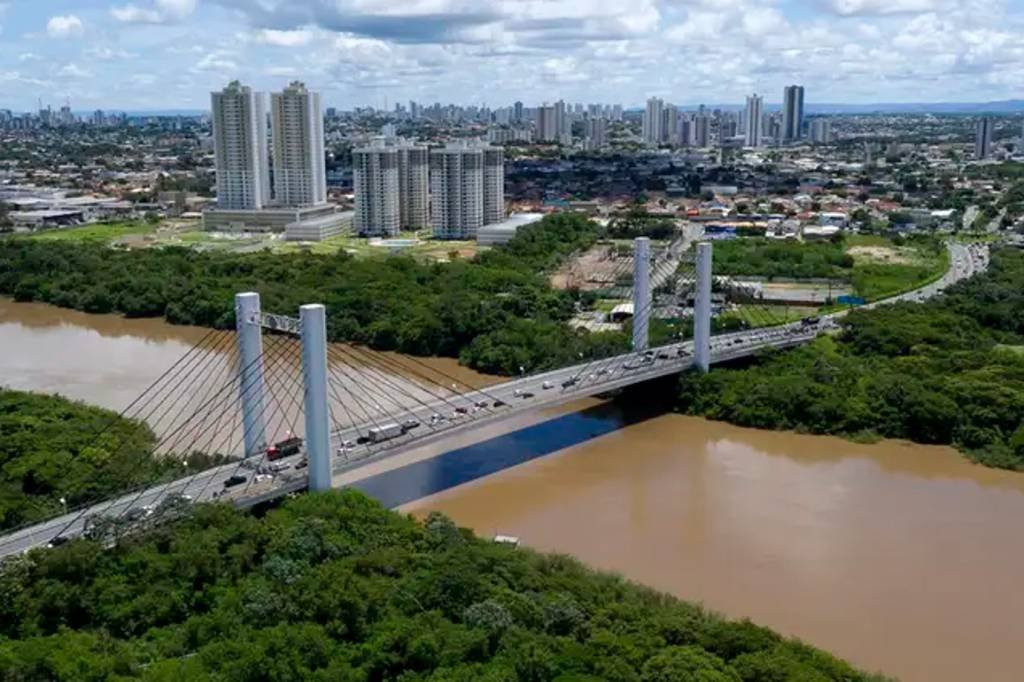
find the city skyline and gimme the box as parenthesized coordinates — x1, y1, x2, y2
(3, 1, 1024, 111)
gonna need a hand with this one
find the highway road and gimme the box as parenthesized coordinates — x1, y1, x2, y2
(0, 241, 988, 559)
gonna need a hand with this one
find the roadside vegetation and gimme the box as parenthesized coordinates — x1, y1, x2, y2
(680, 248, 1024, 470)
(711, 234, 948, 302)
(1, 214, 626, 375)
(0, 390, 220, 532)
(0, 489, 888, 681)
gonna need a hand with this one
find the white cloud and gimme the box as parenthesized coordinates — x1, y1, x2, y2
(87, 46, 137, 60)
(57, 63, 92, 79)
(112, 0, 196, 24)
(831, 0, 939, 16)
(255, 29, 315, 47)
(191, 50, 238, 73)
(46, 15, 84, 38)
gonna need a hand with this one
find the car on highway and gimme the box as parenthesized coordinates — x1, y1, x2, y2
(493, 399, 507, 407)
(403, 419, 421, 429)
(561, 378, 578, 388)
(518, 391, 535, 399)
(295, 458, 308, 470)
(46, 535, 69, 548)
(475, 401, 489, 409)
(542, 381, 555, 390)
(224, 474, 247, 488)
(124, 508, 146, 522)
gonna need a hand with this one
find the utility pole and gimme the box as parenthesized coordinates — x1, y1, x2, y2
(235, 293, 267, 457)
(300, 304, 331, 492)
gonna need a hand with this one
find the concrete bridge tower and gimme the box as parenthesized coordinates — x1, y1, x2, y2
(301, 304, 332, 492)
(694, 242, 713, 372)
(235, 293, 267, 457)
(632, 237, 651, 351)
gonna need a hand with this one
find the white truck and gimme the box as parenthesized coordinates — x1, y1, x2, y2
(368, 422, 404, 443)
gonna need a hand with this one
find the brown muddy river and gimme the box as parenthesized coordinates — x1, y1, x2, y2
(3, 298, 1024, 681)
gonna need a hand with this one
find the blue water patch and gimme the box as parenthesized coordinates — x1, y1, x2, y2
(351, 405, 633, 508)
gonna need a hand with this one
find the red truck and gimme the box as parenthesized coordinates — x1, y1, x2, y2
(266, 436, 303, 461)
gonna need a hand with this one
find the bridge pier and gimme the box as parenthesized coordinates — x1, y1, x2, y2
(632, 237, 651, 351)
(300, 304, 332, 492)
(694, 242, 713, 372)
(235, 292, 267, 458)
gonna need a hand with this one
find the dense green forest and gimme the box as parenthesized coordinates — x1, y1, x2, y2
(0, 490, 887, 681)
(680, 248, 1024, 470)
(711, 238, 854, 280)
(0, 390, 220, 532)
(0, 214, 624, 375)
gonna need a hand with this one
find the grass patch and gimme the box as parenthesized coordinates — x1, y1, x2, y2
(30, 221, 157, 244)
(722, 304, 819, 328)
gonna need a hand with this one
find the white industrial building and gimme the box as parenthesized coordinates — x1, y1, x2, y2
(476, 213, 544, 246)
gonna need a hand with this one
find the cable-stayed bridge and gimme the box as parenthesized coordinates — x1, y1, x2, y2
(0, 240, 987, 558)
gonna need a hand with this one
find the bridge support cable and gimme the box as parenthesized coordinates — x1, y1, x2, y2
(145, 332, 242, 457)
(327, 347, 454, 435)
(0, 329, 235, 546)
(349, 345, 504, 412)
(100, 333, 300, 529)
(300, 304, 332, 493)
(235, 292, 267, 458)
(330, 345, 511, 451)
(694, 242, 713, 373)
(324, 350, 454, 458)
(337, 344, 502, 420)
(38, 332, 287, 544)
(183, 346, 304, 510)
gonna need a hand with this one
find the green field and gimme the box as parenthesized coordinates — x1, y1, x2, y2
(847, 237, 949, 301)
(30, 221, 158, 243)
(723, 304, 820, 328)
(711, 234, 950, 303)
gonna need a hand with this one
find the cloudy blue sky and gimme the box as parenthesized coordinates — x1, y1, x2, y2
(1, 0, 1023, 112)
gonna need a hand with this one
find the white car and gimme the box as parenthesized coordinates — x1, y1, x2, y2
(542, 381, 554, 390)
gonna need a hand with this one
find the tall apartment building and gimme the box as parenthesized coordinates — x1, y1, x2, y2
(782, 85, 805, 143)
(430, 141, 505, 240)
(975, 117, 993, 159)
(397, 144, 430, 230)
(211, 81, 270, 210)
(585, 117, 608, 148)
(535, 103, 558, 142)
(431, 142, 484, 239)
(352, 143, 400, 236)
(693, 114, 711, 148)
(270, 81, 326, 207)
(554, 100, 568, 138)
(810, 119, 832, 144)
(744, 94, 764, 148)
(663, 105, 679, 146)
(482, 146, 505, 226)
(643, 97, 664, 145)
